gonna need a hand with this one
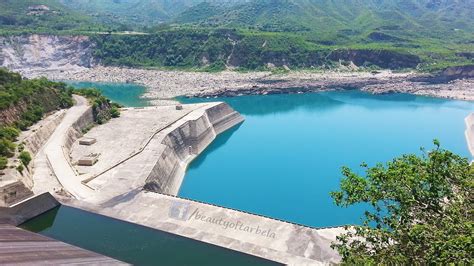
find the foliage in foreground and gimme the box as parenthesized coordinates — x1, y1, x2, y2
(331, 141, 473, 264)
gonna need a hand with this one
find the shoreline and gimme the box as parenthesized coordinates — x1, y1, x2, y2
(18, 66, 474, 105)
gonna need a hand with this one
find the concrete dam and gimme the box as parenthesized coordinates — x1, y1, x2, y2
(0, 96, 343, 265)
(67, 101, 341, 265)
(70, 102, 245, 197)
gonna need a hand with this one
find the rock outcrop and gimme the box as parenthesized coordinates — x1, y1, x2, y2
(439, 65, 474, 82)
(328, 49, 421, 69)
(0, 35, 96, 75)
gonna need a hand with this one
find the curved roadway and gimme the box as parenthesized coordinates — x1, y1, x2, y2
(43, 95, 94, 200)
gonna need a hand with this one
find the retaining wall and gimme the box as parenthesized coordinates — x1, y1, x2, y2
(0, 111, 66, 207)
(64, 107, 94, 151)
(144, 103, 244, 195)
(0, 192, 59, 225)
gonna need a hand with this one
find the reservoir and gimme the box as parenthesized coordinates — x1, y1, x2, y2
(179, 91, 474, 227)
(20, 86, 473, 264)
(66, 81, 149, 107)
(54, 83, 474, 227)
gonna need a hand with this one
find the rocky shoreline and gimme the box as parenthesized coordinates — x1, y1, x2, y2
(20, 66, 474, 105)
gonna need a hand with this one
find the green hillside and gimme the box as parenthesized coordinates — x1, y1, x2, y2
(0, 68, 73, 170)
(58, 0, 205, 25)
(0, 0, 114, 33)
(176, 0, 473, 41)
(0, 0, 472, 71)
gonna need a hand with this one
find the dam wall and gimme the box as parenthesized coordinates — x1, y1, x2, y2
(0, 192, 59, 225)
(144, 103, 244, 195)
(64, 107, 94, 151)
(69, 191, 343, 265)
(466, 113, 474, 157)
(23, 110, 66, 156)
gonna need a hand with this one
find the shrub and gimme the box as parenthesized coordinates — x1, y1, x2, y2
(110, 106, 120, 118)
(0, 156, 7, 170)
(0, 126, 20, 140)
(16, 164, 24, 173)
(331, 141, 473, 264)
(0, 139, 15, 157)
(19, 151, 31, 166)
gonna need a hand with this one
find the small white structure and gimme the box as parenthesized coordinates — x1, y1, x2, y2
(28, 5, 50, 11)
(78, 154, 99, 166)
(79, 137, 97, 146)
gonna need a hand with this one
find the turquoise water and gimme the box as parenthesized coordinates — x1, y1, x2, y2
(66, 81, 149, 107)
(179, 91, 474, 227)
(21, 206, 279, 266)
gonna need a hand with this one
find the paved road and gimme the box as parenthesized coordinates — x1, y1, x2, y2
(43, 95, 94, 200)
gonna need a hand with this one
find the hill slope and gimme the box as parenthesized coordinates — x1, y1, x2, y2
(59, 0, 206, 25)
(0, 0, 104, 33)
(176, 0, 473, 41)
(0, 0, 472, 71)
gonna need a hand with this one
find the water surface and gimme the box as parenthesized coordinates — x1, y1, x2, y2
(66, 81, 149, 107)
(21, 206, 279, 266)
(179, 91, 474, 227)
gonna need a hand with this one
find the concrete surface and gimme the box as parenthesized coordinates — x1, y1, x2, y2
(67, 192, 343, 265)
(42, 95, 95, 200)
(0, 193, 60, 226)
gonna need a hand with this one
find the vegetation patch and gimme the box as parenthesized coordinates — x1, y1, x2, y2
(0, 68, 73, 171)
(73, 88, 121, 124)
(331, 141, 473, 264)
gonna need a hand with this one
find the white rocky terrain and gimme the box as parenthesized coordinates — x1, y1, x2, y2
(0, 35, 96, 74)
(1, 34, 473, 105)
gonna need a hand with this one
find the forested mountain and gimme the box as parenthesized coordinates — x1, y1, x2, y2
(0, 0, 101, 32)
(176, 0, 473, 40)
(0, 0, 472, 71)
(55, 0, 474, 37)
(3, 0, 472, 41)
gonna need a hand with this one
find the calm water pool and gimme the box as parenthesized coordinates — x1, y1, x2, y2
(66, 81, 149, 107)
(179, 91, 474, 227)
(21, 206, 279, 266)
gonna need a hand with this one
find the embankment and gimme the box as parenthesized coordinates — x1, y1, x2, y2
(0, 111, 66, 207)
(144, 102, 244, 195)
(64, 107, 94, 151)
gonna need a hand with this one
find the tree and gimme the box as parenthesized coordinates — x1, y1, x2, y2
(331, 141, 473, 264)
(19, 151, 31, 166)
(0, 156, 7, 170)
